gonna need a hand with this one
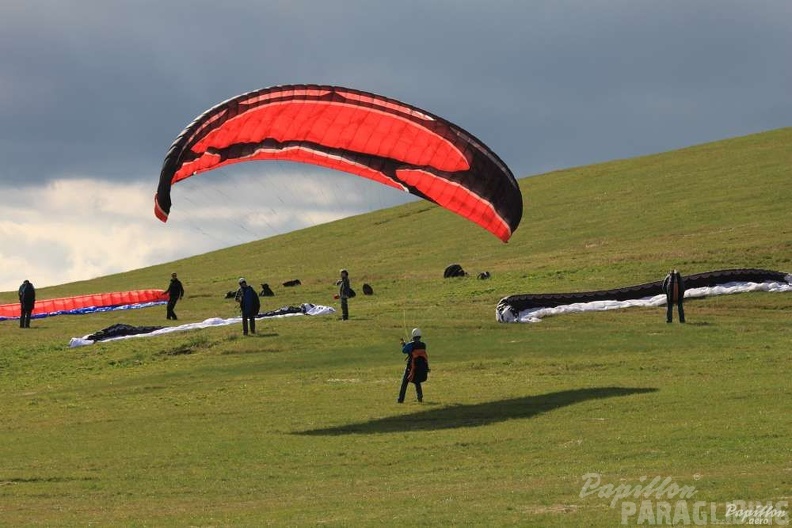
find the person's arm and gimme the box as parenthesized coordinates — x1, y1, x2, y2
(340, 278, 350, 298)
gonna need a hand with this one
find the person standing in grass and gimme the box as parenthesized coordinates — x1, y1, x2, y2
(235, 278, 260, 335)
(398, 328, 429, 403)
(18, 279, 35, 328)
(336, 269, 354, 320)
(662, 269, 686, 323)
(165, 272, 185, 320)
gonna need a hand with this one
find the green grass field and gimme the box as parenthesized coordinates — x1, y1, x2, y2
(1, 128, 790, 526)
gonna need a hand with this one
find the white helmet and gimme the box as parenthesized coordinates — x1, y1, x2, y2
(238, 277, 246, 284)
(411, 328, 422, 338)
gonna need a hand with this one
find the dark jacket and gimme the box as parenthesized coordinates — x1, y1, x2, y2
(18, 281, 36, 308)
(662, 271, 685, 303)
(167, 278, 184, 300)
(338, 276, 352, 299)
(238, 285, 261, 317)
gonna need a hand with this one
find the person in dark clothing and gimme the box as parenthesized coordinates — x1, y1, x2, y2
(662, 269, 686, 323)
(398, 328, 429, 403)
(18, 279, 36, 328)
(235, 278, 260, 335)
(165, 272, 185, 320)
(337, 269, 353, 320)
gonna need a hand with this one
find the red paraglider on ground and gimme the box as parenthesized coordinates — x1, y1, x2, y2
(0, 289, 168, 321)
(155, 84, 523, 242)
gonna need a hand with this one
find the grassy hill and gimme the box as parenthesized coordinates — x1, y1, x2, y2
(1, 128, 790, 526)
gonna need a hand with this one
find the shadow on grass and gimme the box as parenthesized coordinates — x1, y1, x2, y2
(295, 386, 658, 435)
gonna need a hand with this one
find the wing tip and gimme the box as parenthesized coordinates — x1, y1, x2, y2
(154, 194, 169, 223)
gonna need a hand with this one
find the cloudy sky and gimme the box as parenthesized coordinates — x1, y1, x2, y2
(1, 1, 790, 292)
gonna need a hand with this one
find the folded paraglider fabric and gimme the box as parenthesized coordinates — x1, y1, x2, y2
(0, 289, 168, 321)
(69, 303, 335, 347)
(497, 269, 792, 323)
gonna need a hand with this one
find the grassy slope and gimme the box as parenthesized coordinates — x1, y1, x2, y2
(0, 128, 790, 526)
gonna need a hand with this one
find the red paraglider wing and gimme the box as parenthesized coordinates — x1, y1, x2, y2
(155, 85, 522, 242)
(0, 289, 168, 319)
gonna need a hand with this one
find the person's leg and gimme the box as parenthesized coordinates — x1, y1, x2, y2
(666, 300, 673, 323)
(678, 300, 685, 323)
(415, 382, 423, 402)
(341, 298, 349, 320)
(20, 306, 25, 328)
(242, 317, 249, 335)
(250, 316, 256, 334)
(397, 368, 410, 402)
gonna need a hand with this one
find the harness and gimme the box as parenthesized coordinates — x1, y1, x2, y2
(407, 345, 428, 383)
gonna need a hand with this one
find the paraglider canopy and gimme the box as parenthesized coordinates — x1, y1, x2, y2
(155, 84, 522, 242)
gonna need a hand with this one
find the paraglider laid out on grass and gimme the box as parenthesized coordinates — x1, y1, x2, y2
(68, 303, 336, 347)
(496, 269, 792, 323)
(155, 84, 523, 242)
(0, 289, 168, 321)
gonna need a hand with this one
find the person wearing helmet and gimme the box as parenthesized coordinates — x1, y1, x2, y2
(235, 278, 260, 335)
(398, 327, 430, 403)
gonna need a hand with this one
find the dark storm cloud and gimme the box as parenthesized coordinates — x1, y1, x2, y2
(1, 0, 790, 187)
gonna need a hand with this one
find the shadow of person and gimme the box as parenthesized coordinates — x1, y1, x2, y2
(295, 386, 658, 435)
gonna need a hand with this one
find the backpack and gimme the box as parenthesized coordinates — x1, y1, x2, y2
(444, 263, 466, 278)
(347, 287, 356, 298)
(251, 293, 261, 314)
(408, 349, 429, 383)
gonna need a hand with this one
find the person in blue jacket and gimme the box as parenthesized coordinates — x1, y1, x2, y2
(398, 328, 430, 403)
(235, 278, 261, 335)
